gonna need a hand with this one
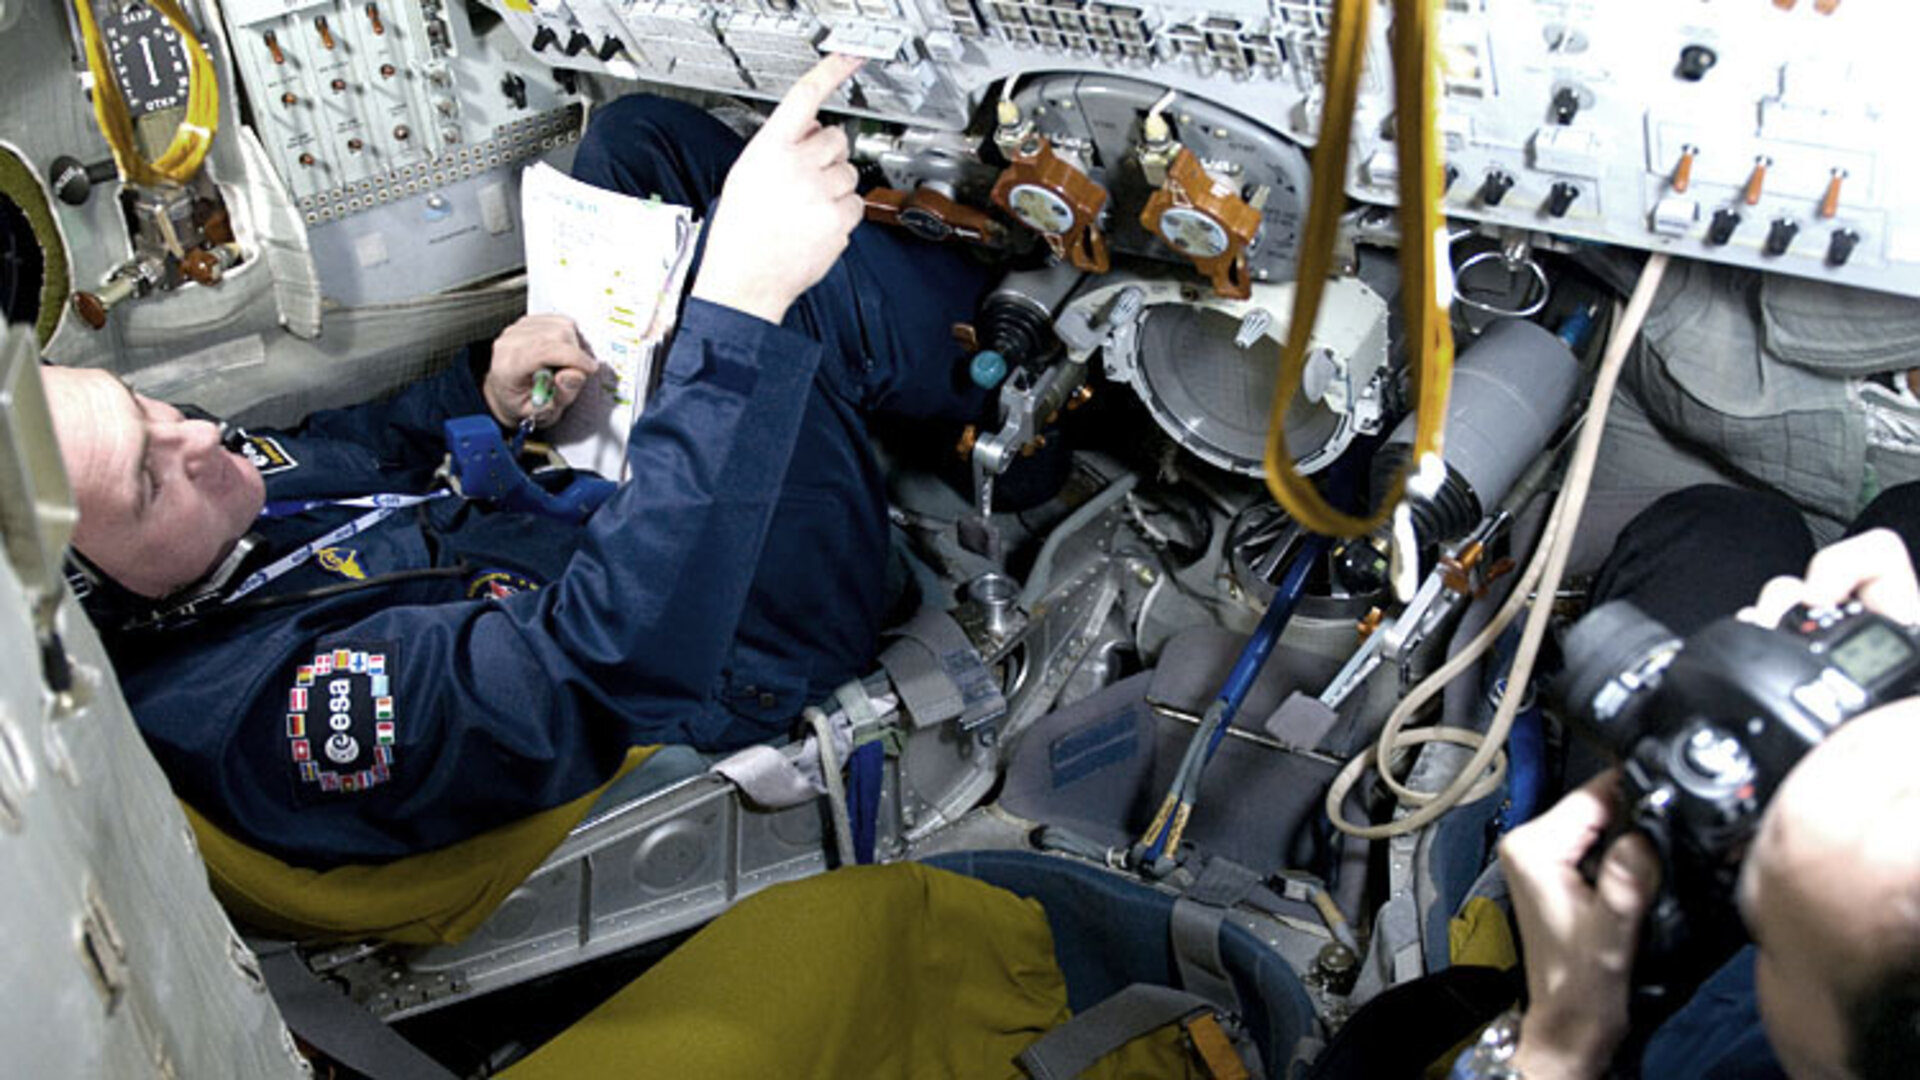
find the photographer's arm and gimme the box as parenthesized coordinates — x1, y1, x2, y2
(1499, 772, 1662, 1079)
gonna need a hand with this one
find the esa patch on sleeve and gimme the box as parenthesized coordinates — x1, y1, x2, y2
(285, 643, 397, 797)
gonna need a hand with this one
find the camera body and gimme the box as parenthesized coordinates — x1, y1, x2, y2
(1559, 599, 1920, 971)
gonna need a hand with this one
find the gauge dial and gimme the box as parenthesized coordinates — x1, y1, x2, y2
(102, 1, 190, 116)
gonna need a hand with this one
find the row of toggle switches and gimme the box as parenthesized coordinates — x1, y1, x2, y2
(529, 24, 626, 62)
(1658, 147, 1861, 266)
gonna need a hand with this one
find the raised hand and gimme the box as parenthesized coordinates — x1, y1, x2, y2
(689, 54, 866, 325)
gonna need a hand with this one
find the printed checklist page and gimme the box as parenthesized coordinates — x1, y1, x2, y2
(521, 161, 700, 480)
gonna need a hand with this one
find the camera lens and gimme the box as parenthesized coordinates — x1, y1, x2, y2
(1557, 599, 1683, 753)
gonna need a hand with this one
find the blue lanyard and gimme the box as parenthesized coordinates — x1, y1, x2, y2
(226, 490, 453, 603)
(257, 492, 448, 519)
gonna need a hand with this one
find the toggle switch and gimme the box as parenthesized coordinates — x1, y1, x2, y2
(1671, 145, 1697, 194)
(1546, 181, 1579, 217)
(315, 15, 334, 49)
(1744, 157, 1771, 206)
(1550, 87, 1580, 125)
(1479, 170, 1514, 207)
(366, 3, 384, 34)
(1676, 44, 1717, 81)
(1764, 218, 1799, 256)
(264, 29, 284, 64)
(1820, 169, 1847, 219)
(1827, 228, 1860, 267)
(1708, 208, 1742, 245)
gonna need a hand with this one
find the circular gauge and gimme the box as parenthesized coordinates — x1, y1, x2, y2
(1005, 183, 1075, 235)
(1157, 207, 1230, 257)
(102, 1, 190, 116)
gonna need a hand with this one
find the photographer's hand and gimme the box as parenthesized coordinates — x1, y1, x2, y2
(1500, 771, 1661, 1079)
(1743, 528, 1920, 627)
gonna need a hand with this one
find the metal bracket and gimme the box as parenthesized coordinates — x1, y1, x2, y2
(0, 324, 77, 638)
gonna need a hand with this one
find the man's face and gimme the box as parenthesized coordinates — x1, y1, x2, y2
(43, 367, 265, 598)
(1738, 702, 1920, 1079)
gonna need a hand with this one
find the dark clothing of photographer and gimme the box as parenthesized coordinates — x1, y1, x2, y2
(1577, 480, 1920, 1078)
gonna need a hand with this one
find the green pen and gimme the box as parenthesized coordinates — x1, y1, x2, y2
(530, 368, 556, 413)
(515, 369, 557, 448)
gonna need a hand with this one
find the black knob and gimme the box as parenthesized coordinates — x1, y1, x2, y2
(1551, 87, 1580, 125)
(1676, 45, 1718, 82)
(596, 35, 625, 61)
(1707, 208, 1742, 246)
(501, 72, 527, 109)
(1764, 218, 1799, 257)
(1546, 182, 1580, 217)
(1827, 229, 1861, 268)
(49, 156, 118, 206)
(530, 24, 558, 52)
(1443, 164, 1460, 192)
(564, 30, 592, 56)
(1479, 171, 1514, 207)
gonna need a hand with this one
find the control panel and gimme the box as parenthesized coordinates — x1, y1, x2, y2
(464, 0, 1920, 297)
(1346, 0, 1920, 297)
(222, 0, 583, 303)
(475, 0, 1340, 134)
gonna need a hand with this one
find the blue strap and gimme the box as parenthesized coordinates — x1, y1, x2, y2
(848, 740, 884, 865)
(442, 415, 617, 524)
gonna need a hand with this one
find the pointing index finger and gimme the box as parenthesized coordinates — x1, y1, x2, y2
(763, 53, 864, 140)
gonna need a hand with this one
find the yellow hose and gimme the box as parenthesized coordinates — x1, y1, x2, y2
(1261, 0, 1455, 538)
(70, 0, 220, 187)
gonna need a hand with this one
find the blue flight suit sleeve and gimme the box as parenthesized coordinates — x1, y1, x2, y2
(215, 301, 824, 865)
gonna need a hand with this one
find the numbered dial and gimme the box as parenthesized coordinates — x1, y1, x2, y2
(102, 2, 190, 116)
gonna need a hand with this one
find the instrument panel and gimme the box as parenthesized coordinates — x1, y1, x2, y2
(7, 0, 1920, 362)
(1346, 0, 1920, 295)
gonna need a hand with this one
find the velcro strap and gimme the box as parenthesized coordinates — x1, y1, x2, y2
(1015, 984, 1215, 1080)
(878, 608, 1005, 730)
(1170, 857, 1262, 1019)
(253, 940, 457, 1080)
(442, 415, 615, 524)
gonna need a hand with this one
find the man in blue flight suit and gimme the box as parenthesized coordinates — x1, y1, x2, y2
(42, 56, 992, 868)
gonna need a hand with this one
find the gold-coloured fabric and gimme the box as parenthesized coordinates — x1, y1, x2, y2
(504, 863, 1205, 1079)
(185, 745, 657, 945)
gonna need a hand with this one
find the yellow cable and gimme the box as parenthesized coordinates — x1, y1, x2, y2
(70, 0, 219, 187)
(1261, 0, 1455, 538)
